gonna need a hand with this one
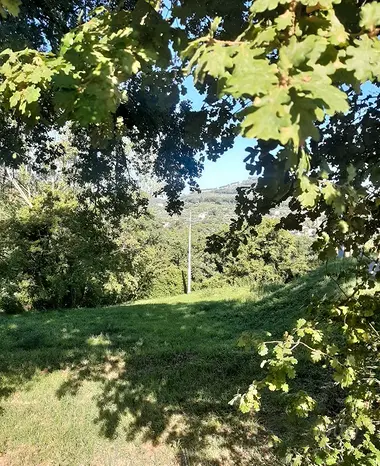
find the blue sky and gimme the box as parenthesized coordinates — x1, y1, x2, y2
(185, 78, 379, 190)
(183, 77, 251, 189)
(197, 137, 251, 189)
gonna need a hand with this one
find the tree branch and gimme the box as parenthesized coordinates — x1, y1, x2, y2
(5, 168, 33, 208)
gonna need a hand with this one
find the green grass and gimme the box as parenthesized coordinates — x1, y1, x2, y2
(0, 263, 347, 465)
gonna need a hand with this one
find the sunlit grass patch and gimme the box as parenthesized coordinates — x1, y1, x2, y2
(0, 263, 347, 465)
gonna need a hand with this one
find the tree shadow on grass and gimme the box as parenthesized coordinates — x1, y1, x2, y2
(0, 263, 346, 465)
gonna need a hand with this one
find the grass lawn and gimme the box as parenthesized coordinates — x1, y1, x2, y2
(0, 264, 345, 465)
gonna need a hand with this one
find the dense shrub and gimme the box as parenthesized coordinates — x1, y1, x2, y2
(147, 217, 317, 296)
(0, 188, 154, 312)
(150, 264, 185, 297)
(213, 218, 318, 288)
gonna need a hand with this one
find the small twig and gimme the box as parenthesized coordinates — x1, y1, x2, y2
(369, 322, 380, 339)
(209, 38, 244, 46)
(232, 100, 251, 116)
(289, 0, 298, 38)
(329, 274, 349, 299)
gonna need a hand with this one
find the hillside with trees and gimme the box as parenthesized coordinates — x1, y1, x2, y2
(0, 172, 317, 309)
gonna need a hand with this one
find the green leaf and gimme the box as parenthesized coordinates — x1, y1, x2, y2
(338, 220, 349, 234)
(0, 0, 21, 16)
(321, 182, 337, 204)
(333, 366, 355, 387)
(346, 36, 380, 82)
(275, 11, 293, 31)
(326, 455, 337, 465)
(311, 350, 323, 362)
(203, 43, 235, 79)
(251, 0, 287, 13)
(239, 383, 261, 412)
(210, 16, 222, 35)
(355, 414, 375, 434)
(239, 88, 292, 143)
(253, 27, 277, 45)
(321, 182, 346, 214)
(23, 86, 41, 104)
(288, 94, 323, 146)
(318, 435, 329, 448)
(188, 43, 237, 84)
(267, 382, 277, 391)
(225, 44, 278, 97)
(327, 10, 349, 46)
(279, 35, 328, 71)
(291, 392, 317, 417)
(360, 3, 380, 31)
(9, 90, 21, 108)
(28, 69, 49, 85)
(298, 176, 319, 208)
(296, 318, 307, 329)
(291, 67, 349, 116)
(281, 382, 289, 392)
(299, 188, 319, 208)
(258, 342, 268, 356)
(60, 31, 75, 55)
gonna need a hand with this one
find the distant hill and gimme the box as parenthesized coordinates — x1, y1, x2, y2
(149, 178, 317, 237)
(149, 178, 257, 227)
(201, 177, 257, 194)
(150, 177, 316, 236)
(149, 177, 292, 231)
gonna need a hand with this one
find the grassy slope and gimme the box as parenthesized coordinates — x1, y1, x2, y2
(0, 264, 345, 466)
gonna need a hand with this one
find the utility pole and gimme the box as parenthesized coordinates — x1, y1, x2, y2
(187, 210, 192, 294)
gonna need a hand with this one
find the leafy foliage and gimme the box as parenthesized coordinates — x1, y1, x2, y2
(0, 0, 239, 215)
(210, 218, 317, 287)
(0, 0, 20, 17)
(234, 279, 380, 466)
(0, 2, 172, 124)
(0, 187, 155, 311)
(0, 172, 314, 310)
(0, 0, 379, 463)
(181, 1, 380, 464)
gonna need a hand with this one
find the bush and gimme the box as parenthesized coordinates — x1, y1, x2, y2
(0, 188, 155, 311)
(211, 218, 318, 289)
(0, 294, 25, 314)
(150, 264, 185, 297)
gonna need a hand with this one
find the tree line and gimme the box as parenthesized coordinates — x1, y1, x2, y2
(0, 169, 316, 312)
